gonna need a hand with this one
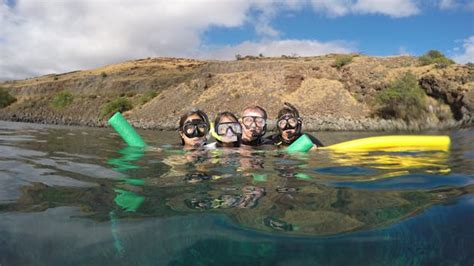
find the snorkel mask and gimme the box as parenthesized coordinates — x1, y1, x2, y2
(215, 122, 242, 143)
(241, 116, 267, 139)
(277, 103, 302, 143)
(181, 119, 210, 148)
(182, 119, 208, 138)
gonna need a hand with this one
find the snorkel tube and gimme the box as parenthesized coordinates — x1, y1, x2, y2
(108, 112, 146, 148)
(210, 122, 223, 142)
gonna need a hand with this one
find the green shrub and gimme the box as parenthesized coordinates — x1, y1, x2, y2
(139, 91, 157, 105)
(418, 50, 454, 68)
(50, 91, 74, 109)
(375, 72, 426, 121)
(0, 87, 16, 108)
(100, 97, 132, 119)
(332, 55, 353, 70)
(126, 91, 136, 97)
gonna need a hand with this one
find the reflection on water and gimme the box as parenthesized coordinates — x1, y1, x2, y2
(0, 121, 473, 265)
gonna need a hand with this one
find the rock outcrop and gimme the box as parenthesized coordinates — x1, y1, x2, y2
(0, 55, 473, 130)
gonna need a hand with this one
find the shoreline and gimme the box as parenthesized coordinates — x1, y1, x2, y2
(1, 114, 470, 132)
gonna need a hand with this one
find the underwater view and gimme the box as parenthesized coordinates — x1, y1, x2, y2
(0, 120, 473, 265)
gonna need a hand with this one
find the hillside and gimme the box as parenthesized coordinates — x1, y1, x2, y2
(1, 54, 473, 130)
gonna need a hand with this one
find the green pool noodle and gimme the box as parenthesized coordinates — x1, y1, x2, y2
(114, 189, 145, 212)
(287, 134, 313, 153)
(252, 173, 267, 182)
(123, 178, 145, 186)
(295, 173, 312, 180)
(108, 112, 146, 148)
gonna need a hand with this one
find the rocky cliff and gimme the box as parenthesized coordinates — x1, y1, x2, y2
(1, 54, 473, 130)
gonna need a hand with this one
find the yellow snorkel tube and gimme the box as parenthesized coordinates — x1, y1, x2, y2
(210, 122, 223, 142)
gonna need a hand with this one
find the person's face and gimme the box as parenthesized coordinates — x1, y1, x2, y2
(217, 116, 241, 145)
(180, 114, 208, 148)
(277, 115, 299, 142)
(240, 110, 266, 141)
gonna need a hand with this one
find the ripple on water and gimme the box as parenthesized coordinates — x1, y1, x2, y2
(0, 121, 473, 264)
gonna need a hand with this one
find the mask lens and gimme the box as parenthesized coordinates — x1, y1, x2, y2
(184, 124, 195, 135)
(288, 118, 298, 127)
(183, 120, 208, 138)
(217, 123, 241, 135)
(254, 117, 265, 127)
(231, 123, 242, 134)
(216, 124, 227, 135)
(242, 117, 254, 127)
(197, 124, 207, 133)
(277, 119, 287, 129)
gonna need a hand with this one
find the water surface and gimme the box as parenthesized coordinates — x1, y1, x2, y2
(0, 121, 473, 265)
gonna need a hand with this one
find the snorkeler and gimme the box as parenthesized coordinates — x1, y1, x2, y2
(265, 102, 323, 149)
(178, 109, 210, 149)
(209, 111, 242, 148)
(240, 105, 271, 146)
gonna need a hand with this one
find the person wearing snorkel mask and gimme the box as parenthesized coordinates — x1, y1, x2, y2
(210, 111, 242, 148)
(178, 109, 210, 149)
(265, 102, 323, 149)
(240, 106, 272, 146)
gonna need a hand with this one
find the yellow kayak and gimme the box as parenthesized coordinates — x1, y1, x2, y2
(320, 135, 450, 152)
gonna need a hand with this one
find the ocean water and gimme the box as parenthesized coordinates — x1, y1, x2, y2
(0, 121, 473, 265)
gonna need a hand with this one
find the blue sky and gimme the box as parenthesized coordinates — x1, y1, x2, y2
(1, 0, 473, 80)
(203, 3, 474, 57)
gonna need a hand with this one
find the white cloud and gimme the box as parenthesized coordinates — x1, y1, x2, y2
(310, 0, 419, 17)
(452, 36, 474, 64)
(352, 0, 419, 17)
(310, 0, 352, 17)
(0, 0, 422, 80)
(438, 0, 474, 10)
(0, 0, 251, 80)
(201, 39, 354, 60)
(439, 0, 457, 9)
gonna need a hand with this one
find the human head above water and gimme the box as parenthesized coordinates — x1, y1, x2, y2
(241, 106, 267, 143)
(179, 109, 210, 148)
(214, 111, 241, 147)
(277, 102, 302, 143)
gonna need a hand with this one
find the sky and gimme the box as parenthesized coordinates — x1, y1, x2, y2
(0, 0, 473, 81)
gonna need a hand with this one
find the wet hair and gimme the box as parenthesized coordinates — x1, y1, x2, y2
(242, 105, 267, 119)
(178, 109, 209, 145)
(277, 102, 300, 119)
(214, 111, 241, 147)
(214, 111, 239, 126)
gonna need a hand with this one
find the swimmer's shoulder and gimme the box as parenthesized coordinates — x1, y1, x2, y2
(304, 133, 324, 147)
